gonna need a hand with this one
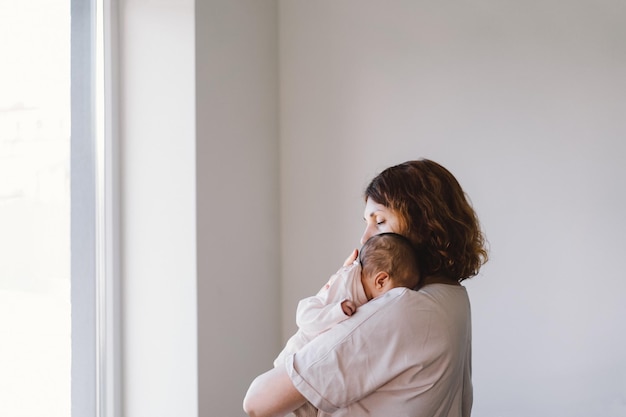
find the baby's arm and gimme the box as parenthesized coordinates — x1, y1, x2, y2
(296, 264, 360, 335)
(296, 294, 353, 335)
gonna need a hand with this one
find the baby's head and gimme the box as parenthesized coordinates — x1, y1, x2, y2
(359, 233, 420, 300)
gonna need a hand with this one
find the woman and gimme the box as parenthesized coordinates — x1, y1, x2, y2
(243, 159, 488, 417)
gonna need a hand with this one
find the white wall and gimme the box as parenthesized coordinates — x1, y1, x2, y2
(119, 1, 198, 416)
(279, 1, 626, 416)
(195, 1, 280, 416)
(119, 1, 279, 417)
(117, 1, 625, 415)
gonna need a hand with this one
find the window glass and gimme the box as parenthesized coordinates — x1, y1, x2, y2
(0, 1, 71, 416)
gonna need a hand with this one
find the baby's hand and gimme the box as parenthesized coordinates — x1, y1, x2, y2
(343, 249, 358, 266)
(341, 300, 357, 316)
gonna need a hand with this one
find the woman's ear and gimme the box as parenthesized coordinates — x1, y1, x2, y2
(374, 271, 390, 289)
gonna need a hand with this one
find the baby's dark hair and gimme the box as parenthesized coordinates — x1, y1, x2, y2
(359, 233, 420, 290)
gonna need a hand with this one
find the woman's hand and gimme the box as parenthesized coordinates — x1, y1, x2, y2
(343, 248, 358, 266)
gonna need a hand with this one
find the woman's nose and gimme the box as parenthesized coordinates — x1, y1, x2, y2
(360, 228, 371, 246)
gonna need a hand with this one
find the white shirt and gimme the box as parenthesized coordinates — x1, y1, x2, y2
(274, 262, 368, 368)
(286, 284, 473, 417)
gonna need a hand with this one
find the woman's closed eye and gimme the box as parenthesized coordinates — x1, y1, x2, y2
(362, 199, 402, 244)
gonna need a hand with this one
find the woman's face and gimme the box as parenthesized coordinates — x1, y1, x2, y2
(360, 198, 403, 245)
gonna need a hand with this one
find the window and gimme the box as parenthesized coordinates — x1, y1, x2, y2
(72, 0, 120, 416)
(0, 1, 71, 416)
(0, 1, 117, 416)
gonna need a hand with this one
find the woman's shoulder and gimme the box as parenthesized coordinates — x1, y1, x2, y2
(368, 284, 471, 322)
(369, 285, 464, 304)
(352, 285, 469, 326)
(417, 282, 468, 296)
(381, 283, 468, 301)
(416, 283, 469, 307)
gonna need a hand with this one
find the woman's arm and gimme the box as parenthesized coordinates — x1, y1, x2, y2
(243, 366, 306, 417)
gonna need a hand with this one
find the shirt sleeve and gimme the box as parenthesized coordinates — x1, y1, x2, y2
(295, 263, 361, 335)
(287, 288, 426, 413)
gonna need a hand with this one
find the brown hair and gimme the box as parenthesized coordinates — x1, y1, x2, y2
(360, 233, 420, 289)
(364, 159, 488, 281)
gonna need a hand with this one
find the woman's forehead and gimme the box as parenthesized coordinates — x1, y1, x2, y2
(363, 199, 392, 216)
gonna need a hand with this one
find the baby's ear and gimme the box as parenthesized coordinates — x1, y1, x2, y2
(374, 271, 390, 289)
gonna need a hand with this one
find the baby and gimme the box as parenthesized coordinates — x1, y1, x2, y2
(274, 232, 421, 417)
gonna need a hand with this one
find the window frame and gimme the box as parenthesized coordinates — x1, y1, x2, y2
(71, 0, 120, 416)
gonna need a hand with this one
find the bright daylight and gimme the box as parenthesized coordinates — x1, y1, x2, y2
(0, 1, 71, 416)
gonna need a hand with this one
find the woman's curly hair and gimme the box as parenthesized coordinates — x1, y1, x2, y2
(365, 159, 488, 281)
